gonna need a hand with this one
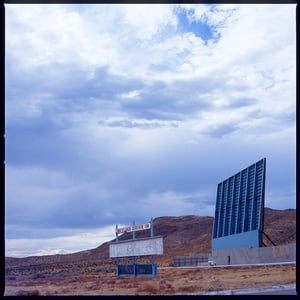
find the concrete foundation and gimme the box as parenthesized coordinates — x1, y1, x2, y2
(174, 253, 210, 267)
(211, 243, 296, 265)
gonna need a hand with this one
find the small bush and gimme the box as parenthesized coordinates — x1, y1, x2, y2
(16, 289, 40, 296)
(180, 285, 195, 293)
(141, 283, 160, 294)
(31, 273, 45, 279)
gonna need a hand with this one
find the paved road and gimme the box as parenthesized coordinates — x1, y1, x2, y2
(245, 287, 297, 295)
(178, 284, 297, 295)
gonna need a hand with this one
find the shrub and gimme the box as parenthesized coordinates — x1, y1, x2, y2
(180, 285, 195, 293)
(141, 283, 160, 294)
(31, 273, 45, 279)
(16, 289, 40, 296)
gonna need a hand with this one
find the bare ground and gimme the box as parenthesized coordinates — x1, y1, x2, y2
(4, 264, 296, 296)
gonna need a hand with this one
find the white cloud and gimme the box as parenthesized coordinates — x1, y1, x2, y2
(5, 225, 116, 258)
(6, 3, 295, 91)
(122, 4, 177, 40)
(6, 4, 117, 72)
(5, 4, 296, 257)
(118, 90, 141, 99)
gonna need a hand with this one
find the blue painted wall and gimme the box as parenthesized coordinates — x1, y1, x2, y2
(212, 229, 261, 250)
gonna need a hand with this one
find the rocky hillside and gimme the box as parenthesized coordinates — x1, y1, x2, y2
(263, 208, 296, 246)
(5, 207, 296, 270)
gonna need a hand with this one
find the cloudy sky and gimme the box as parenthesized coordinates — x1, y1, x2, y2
(5, 3, 296, 257)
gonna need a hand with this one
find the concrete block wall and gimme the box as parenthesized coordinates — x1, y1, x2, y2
(211, 243, 296, 265)
(174, 253, 210, 267)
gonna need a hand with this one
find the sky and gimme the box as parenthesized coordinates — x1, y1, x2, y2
(5, 3, 296, 257)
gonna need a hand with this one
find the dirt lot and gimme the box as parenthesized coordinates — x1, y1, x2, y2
(4, 264, 296, 296)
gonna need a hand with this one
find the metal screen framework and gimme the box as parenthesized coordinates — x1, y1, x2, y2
(212, 158, 266, 250)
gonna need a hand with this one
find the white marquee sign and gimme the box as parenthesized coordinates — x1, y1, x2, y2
(116, 222, 150, 234)
(109, 236, 164, 258)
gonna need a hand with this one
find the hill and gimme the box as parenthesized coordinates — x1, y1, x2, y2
(5, 207, 296, 271)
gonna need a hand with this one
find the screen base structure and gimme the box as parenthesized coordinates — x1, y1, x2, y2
(212, 229, 262, 251)
(117, 263, 158, 277)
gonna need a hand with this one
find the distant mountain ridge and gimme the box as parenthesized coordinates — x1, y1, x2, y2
(5, 207, 296, 268)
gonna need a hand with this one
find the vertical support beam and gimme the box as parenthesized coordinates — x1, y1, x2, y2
(229, 175, 236, 235)
(150, 218, 156, 276)
(251, 162, 257, 230)
(242, 167, 249, 232)
(259, 158, 266, 247)
(221, 180, 228, 237)
(132, 220, 136, 240)
(115, 224, 119, 242)
(212, 185, 218, 239)
(116, 258, 119, 277)
(133, 256, 137, 277)
(115, 224, 119, 277)
(152, 255, 155, 277)
(236, 172, 242, 233)
(244, 166, 252, 232)
(217, 182, 223, 237)
(150, 218, 154, 237)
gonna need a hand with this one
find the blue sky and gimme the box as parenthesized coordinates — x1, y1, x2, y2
(5, 3, 296, 257)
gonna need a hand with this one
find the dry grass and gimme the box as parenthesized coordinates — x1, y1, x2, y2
(4, 264, 296, 296)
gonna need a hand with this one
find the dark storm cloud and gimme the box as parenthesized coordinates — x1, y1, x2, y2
(7, 61, 218, 125)
(62, 66, 144, 101)
(6, 64, 143, 114)
(5, 53, 295, 242)
(120, 77, 222, 120)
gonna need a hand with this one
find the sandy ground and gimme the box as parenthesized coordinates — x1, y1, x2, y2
(4, 263, 296, 296)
